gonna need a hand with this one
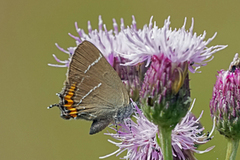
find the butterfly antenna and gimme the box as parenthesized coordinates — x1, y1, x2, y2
(47, 92, 62, 109)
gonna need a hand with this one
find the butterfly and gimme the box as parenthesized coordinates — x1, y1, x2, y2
(48, 41, 133, 134)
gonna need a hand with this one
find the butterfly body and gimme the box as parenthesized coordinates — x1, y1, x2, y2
(49, 41, 133, 134)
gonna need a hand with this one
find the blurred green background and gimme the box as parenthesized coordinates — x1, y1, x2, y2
(1, 0, 239, 159)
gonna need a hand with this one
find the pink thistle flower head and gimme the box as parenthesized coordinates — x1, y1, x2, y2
(210, 53, 240, 139)
(100, 100, 214, 160)
(119, 16, 227, 129)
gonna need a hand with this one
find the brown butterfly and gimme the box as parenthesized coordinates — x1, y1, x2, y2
(48, 41, 133, 134)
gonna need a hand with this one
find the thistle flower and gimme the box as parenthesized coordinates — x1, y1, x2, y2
(100, 100, 214, 160)
(210, 53, 240, 160)
(118, 16, 227, 120)
(118, 19, 227, 156)
(116, 16, 226, 159)
(210, 53, 240, 139)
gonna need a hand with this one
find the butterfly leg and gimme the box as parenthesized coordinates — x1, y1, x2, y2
(112, 117, 120, 135)
(47, 93, 63, 109)
(125, 118, 132, 134)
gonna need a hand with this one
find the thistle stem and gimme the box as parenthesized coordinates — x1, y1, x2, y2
(225, 138, 239, 160)
(157, 126, 173, 160)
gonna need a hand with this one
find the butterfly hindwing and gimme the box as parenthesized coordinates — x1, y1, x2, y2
(50, 41, 132, 134)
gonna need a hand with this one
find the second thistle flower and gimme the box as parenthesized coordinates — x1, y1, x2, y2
(210, 53, 240, 139)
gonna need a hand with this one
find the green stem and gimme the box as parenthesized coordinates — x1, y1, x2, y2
(225, 138, 239, 160)
(157, 126, 173, 160)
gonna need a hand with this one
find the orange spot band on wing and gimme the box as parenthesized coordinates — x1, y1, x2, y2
(66, 107, 76, 111)
(65, 95, 72, 99)
(63, 84, 76, 108)
(67, 92, 74, 96)
(64, 104, 73, 108)
(69, 89, 74, 92)
(69, 85, 76, 92)
(67, 99, 74, 104)
(69, 111, 78, 115)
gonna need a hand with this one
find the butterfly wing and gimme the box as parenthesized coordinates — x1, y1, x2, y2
(58, 41, 130, 134)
